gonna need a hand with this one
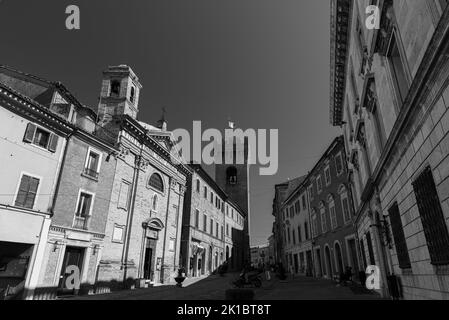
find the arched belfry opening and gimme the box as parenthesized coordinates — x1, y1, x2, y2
(226, 166, 237, 185)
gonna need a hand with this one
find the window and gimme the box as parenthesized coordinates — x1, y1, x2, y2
(388, 33, 409, 107)
(290, 206, 294, 218)
(226, 224, 229, 236)
(312, 214, 318, 237)
(298, 225, 302, 242)
(110, 80, 120, 97)
(210, 219, 214, 235)
(292, 229, 296, 245)
(412, 166, 449, 265)
(317, 176, 323, 193)
(15, 174, 40, 209)
(204, 186, 207, 198)
(152, 194, 158, 211)
(118, 181, 130, 209)
(226, 206, 229, 217)
(172, 205, 179, 228)
(23, 123, 59, 152)
(388, 202, 411, 269)
(320, 204, 327, 233)
(226, 166, 237, 185)
(302, 195, 307, 210)
(294, 201, 300, 214)
(112, 225, 124, 242)
(196, 179, 200, 193)
(339, 185, 351, 223)
(148, 173, 164, 192)
(366, 232, 376, 265)
(221, 226, 224, 239)
(304, 221, 309, 240)
(74, 192, 93, 230)
(195, 209, 199, 228)
(329, 203, 337, 230)
(84, 149, 101, 178)
(203, 214, 207, 231)
(287, 228, 291, 244)
(216, 222, 219, 238)
(308, 185, 313, 201)
(324, 166, 331, 186)
(130, 86, 135, 103)
(335, 153, 343, 175)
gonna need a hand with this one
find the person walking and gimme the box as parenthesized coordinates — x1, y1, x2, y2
(265, 262, 271, 281)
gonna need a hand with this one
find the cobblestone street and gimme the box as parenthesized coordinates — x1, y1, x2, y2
(67, 274, 382, 300)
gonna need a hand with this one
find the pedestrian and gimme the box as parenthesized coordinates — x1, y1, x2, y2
(289, 264, 295, 279)
(265, 263, 271, 281)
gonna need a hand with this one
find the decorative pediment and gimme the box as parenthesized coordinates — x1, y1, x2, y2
(143, 217, 164, 230)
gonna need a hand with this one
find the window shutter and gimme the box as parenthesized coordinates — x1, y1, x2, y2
(24, 177, 39, 209)
(48, 134, 59, 153)
(23, 123, 36, 143)
(15, 175, 31, 207)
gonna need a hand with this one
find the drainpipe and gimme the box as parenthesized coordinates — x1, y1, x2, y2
(122, 145, 143, 285)
(160, 177, 173, 283)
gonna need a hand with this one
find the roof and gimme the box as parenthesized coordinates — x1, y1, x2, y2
(329, 0, 352, 126)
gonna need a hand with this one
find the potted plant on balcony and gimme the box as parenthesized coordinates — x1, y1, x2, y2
(175, 268, 186, 287)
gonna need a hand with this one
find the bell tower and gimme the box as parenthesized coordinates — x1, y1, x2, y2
(97, 65, 142, 126)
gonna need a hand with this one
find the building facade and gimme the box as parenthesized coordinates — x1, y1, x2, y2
(280, 181, 313, 276)
(331, 0, 449, 299)
(305, 137, 359, 280)
(180, 164, 246, 278)
(0, 79, 68, 299)
(94, 65, 190, 289)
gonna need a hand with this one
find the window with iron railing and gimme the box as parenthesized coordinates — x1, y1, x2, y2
(388, 202, 411, 269)
(84, 150, 100, 179)
(73, 192, 93, 230)
(412, 167, 449, 265)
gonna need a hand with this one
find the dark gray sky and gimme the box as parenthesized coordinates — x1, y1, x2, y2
(0, 0, 340, 246)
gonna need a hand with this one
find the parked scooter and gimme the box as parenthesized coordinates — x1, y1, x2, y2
(233, 270, 263, 288)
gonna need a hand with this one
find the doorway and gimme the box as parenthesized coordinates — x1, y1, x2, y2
(293, 254, 299, 274)
(58, 247, 85, 296)
(334, 242, 344, 274)
(315, 248, 322, 277)
(348, 239, 359, 274)
(144, 238, 157, 281)
(325, 246, 333, 278)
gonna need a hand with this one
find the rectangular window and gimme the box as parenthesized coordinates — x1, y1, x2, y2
(23, 123, 59, 152)
(321, 211, 327, 233)
(292, 229, 296, 245)
(412, 167, 449, 265)
(298, 225, 302, 242)
(294, 201, 300, 214)
(210, 192, 213, 204)
(196, 179, 200, 193)
(15, 174, 40, 209)
(74, 192, 93, 230)
(304, 222, 309, 240)
(302, 195, 306, 210)
(195, 209, 199, 228)
(112, 225, 124, 242)
(324, 166, 331, 186)
(388, 33, 409, 107)
(203, 214, 207, 232)
(204, 186, 207, 198)
(317, 176, 323, 193)
(210, 219, 214, 235)
(226, 224, 229, 236)
(366, 232, 376, 265)
(308, 185, 313, 201)
(330, 205, 337, 229)
(342, 196, 351, 223)
(287, 228, 291, 244)
(221, 226, 224, 239)
(118, 181, 130, 210)
(85, 150, 101, 178)
(172, 205, 179, 228)
(388, 202, 411, 269)
(335, 153, 343, 175)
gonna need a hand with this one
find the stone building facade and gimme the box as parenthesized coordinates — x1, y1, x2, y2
(94, 65, 190, 288)
(305, 137, 359, 280)
(331, 0, 449, 299)
(180, 164, 246, 277)
(280, 180, 313, 276)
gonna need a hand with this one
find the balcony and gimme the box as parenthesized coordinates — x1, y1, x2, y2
(73, 215, 89, 230)
(83, 168, 99, 180)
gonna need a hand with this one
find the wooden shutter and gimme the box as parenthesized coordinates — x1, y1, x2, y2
(47, 134, 59, 153)
(24, 177, 39, 209)
(15, 175, 30, 207)
(23, 123, 36, 143)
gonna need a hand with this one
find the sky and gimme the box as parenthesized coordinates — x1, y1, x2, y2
(0, 0, 340, 247)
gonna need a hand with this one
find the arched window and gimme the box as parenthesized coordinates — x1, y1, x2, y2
(319, 202, 327, 233)
(149, 173, 164, 192)
(226, 166, 237, 185)
(110, 80, 121, 97)
(152, 194, 158, 211)
(130, 86, 135, 103)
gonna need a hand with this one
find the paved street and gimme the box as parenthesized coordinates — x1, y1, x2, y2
(68, 274, 382, 300)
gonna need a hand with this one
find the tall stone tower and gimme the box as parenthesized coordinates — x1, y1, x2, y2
(97, 65, 142, 125)
(215, 127, 251, 262)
